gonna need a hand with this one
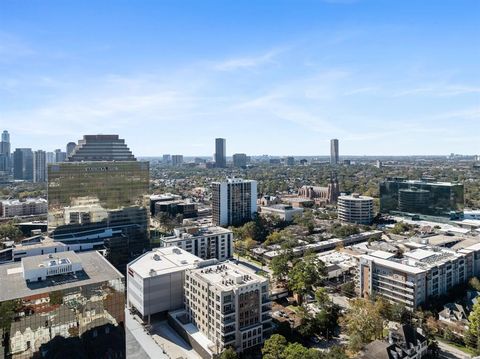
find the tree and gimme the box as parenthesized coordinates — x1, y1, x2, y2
(262, 334, 287, 359)
(467, 300, 480, 351)
(470, 277, 480, 291)
(0, 222, 22, 241)
(340, 298, 384, 352)
(340, 282, 355, 297)
(270, 251, 291, 282)
(219, 347, 238, 359)
(288, 254, 327, 296)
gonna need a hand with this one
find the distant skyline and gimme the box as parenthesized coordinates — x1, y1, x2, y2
(1, 0, 479, 156)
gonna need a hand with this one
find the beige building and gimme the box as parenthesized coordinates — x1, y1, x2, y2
(183, 262, 272, 356)
(337, 194, 374, 225)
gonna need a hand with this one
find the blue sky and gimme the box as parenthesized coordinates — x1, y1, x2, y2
(1, 0, 479, 156)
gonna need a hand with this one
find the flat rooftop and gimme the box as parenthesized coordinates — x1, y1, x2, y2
(0, 251, 123, 302)
(189, 261, 266, 290)
(128, 247, 203, 278)
(165, 226, 231, 242)
(22, 251, 81, 271)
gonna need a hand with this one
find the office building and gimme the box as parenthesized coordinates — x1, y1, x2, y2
(212, 178, 257, 227)
(172, 155, 184, 166)
(163, 154, 171, 164)
(33, 150, 47, 183)
(126, 247, 206, 318)
(46, 151, 55, 164)
(54, 149, 67, 163)
(286, 156, 295, 166)
(232, 153, 247, 168)
(154, 200, 198, 218)
(180, 261, 272, 356)
(330, 138, 339, 165)
(66, 141, 76, 158)
(0, 251, 125, 358)
(215, 138, 226, 168)
(0, 130, 11, 172)
(1, 198, 48, 218)
(359, 242, 480, 310)
(13, 148, 33, 181)
(379, 178, 464, 218)
(338, 194, 374, 225)
(259, 204, 303, 222)
(68, 134, 136, 162)
(161, 226, 233, 261)
(47, 160, 150, 270)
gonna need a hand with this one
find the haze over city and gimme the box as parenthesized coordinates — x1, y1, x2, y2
(1, 0, 479, 156)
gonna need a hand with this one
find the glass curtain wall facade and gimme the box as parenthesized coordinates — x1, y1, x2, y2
(379, 178, 464, 218)
(47, 161, 150, 270)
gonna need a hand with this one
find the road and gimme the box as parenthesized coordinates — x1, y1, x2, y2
(438, 340, 472, 359)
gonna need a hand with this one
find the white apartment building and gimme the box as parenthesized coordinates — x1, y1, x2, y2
(1, 198, 47, 218)
(161, 226, 233, 261)
(212, 178, 257, 227)
(337, 194, 374, 225)
(184, 262, 272, 355)
(359, 243, 480, 310)
(126, 247, 210, 318)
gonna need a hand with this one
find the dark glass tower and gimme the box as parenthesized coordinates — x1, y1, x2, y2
(215, 138, 226, 168)
(379, 178, 464, 218)
(13, 148, 33, 180)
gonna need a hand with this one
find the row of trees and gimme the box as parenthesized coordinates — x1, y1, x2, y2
(262, 334, 347, 359)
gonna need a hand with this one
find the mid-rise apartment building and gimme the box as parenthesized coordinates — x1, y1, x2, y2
(337, 194, 374, 225)
(161, 226, 233, 261)
(359, 243, 480, 310)
(212, 178, 257, 227)
(183, 261, 272, 355)
(1, 198, 47, 218)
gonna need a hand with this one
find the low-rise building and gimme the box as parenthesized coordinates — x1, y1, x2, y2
(259, 204, 303, 222)
(0, 251, 125, 358)
(155, 200, 198, 218)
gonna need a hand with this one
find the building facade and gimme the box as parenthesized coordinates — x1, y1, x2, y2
(47, 161, 150, 270)
(13, 148, 33, 181)
(359, 243, 480, 310)
(66, 141, 76, 159)
(161, 226, 233, 261)
(330, 139, 339, 165)
(215, 138, 226, 168)
(298, 175, 340, 205)
(0, 251, 125, 358)
(172, 155, 183, 166)
(232, 153, 247, 168)
(33, 150, 47, 183)
(184, 261, 272, 355)
(68, 134, 136, 162)
(337, 194, 374, 225)
(1, 198, 48, 218)
(212, 178, 257, 227)
(379, 178, 464, 218)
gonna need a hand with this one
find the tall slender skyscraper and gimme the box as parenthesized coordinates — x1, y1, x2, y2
(0, 130, 11, 172)
(33, 150, 47, 183)
(330, 138, 339, 165)
(215, 138, 226, 168)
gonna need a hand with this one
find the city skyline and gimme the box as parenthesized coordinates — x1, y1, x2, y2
(1, 0, 479, 156)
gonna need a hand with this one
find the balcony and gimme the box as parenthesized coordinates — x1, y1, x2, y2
(223, 334, 236, 344)
(222, 307, 235, 316)
(223, 325, 236, 335)
(261, 296, 271, 304)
